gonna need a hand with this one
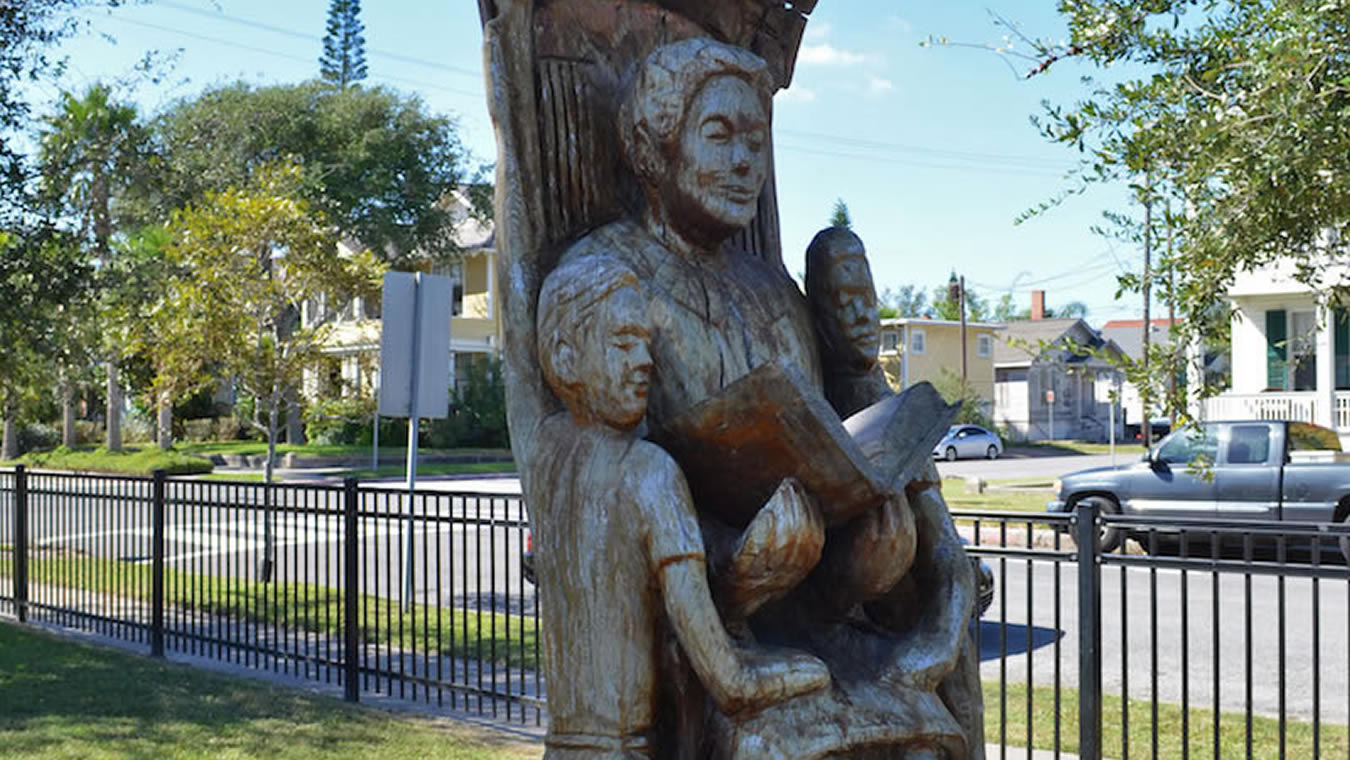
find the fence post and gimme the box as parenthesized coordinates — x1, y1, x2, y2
(1076, 499, 1103, 760)
(13, 465, 27, 624)
(150, 470, 166, 658)
(343, 477, 360, 703)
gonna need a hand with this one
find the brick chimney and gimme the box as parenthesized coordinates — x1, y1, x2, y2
(1030, 290, 1046, 321)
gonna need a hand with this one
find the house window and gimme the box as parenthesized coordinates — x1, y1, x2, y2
(880, 331, 899, 354)
(977, 334, 992, 357)
(910, 329, 926, 355)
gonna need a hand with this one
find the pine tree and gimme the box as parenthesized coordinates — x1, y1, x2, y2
(319, 0, 367, 89)
(830, 198, 851, 229)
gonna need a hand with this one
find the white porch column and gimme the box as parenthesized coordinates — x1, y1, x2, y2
(1316, 302, 1336, 428)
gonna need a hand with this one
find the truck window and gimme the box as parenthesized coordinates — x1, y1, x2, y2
(1288, 422, 1342, 452)
(1157, 427, 1218, 465)
(1225, 425, 1271, 464)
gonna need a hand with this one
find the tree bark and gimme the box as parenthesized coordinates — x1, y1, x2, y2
(1, 394, 18, 460)
(285, 385, 305, 444)
(61, 374, 77, 447)
(157, 389, 173, 450)
(106, 362, 123, 452)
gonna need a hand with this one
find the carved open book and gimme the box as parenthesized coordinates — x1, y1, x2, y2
(655, 360, 960, 527)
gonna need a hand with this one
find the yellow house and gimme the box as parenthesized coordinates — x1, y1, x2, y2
(876, 318, 1004, 411)
(312, 192, 502, 399)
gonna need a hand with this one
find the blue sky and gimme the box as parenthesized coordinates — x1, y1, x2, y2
(50, 1, 1146, 322)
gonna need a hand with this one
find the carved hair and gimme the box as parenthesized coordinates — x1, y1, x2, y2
(536, 255, 642, 413)
(805, 226, 868, 309)
(620, 37, 774, 186)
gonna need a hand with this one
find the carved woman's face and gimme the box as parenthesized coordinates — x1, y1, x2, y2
(664, 75, 769, 243)
(580, 285, 653, 430)
(820, 254, 880, 364)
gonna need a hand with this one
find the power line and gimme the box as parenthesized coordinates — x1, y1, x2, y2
(98, 15, 487, 101)
(778, 128, 1066, 170)
(775, 141, 1066, 177)
(154, 0, 484, 81)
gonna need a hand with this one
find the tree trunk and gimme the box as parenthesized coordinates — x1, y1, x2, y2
(106, 362, 123, 452)
(259, 394, 279, 582)
(1, 394, 18, 461)
(285, 385, 305, 444)
(157, 389, 173, 450)
(61, 374, 77, 447)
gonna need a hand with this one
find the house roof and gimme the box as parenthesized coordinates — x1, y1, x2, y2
(879, 317, 1004, 330)
(995, 318, 1122, 368)
(1100, 319, 1179, 362)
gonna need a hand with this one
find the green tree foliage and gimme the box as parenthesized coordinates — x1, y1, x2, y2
(877, 285, 928, 319)
(1020, 1, 1350, 415)
(929, 282, 988, 322)
(931, 368, 997, 431)
(829, 198, 852, 229)
(157, 162, 383, 481)
(319, 0, 367, 89)
(156, 81, 465, 266)
(0, 225, 91, 458)
(0, 1, 122, 219)
(991, 293, 1089, 322)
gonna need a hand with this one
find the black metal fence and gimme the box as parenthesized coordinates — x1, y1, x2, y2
(0, 466, 541, 724)
(961, 501, 1350, 760)
(4, 466, 1350, 758)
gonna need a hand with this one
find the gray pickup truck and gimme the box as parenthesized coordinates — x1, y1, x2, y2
(1048, 420, 1350, 556)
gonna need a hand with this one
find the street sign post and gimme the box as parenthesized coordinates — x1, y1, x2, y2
(379, 271, 452, 609)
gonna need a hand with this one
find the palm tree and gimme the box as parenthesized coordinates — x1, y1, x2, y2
(39, 83, 151, 451)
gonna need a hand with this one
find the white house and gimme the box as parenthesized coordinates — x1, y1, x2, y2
(1203, 259, 1350, 445)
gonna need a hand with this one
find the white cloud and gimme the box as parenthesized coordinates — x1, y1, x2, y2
(867, 76, 894, 95)
(775, 85, 817, 104)
(799, 43, 865, 66)
(805, 20, 832, 40)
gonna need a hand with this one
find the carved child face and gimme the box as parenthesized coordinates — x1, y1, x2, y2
(579, 285, 654, 430)
(664, 75, 769, 242)
(820, 254, 880, 365)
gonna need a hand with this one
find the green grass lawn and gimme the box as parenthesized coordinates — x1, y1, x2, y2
(942, 478, 1055, 514)
(986, 680, 1348, 759)
(0, 554, 538, 670)
(179, 442, 513, 460)
(1007, 440, 1146, 456)
(196, 471, 272, 482)
(4, 445, 214, 476)
(0, 622, 540, 760)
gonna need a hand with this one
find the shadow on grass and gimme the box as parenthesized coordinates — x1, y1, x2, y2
(0, 623, 538, 760)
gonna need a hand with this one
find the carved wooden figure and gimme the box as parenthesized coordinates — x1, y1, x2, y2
(478, 3, 984, 757)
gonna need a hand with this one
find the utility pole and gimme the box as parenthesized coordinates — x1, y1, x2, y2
(1142, 174, 1154, 450)
(949, 273, 969, 394)
(1166, 200, 1177, 430)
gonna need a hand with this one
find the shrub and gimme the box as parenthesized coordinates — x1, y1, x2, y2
(931, 368, 999, 433)
(74, 420, 102, 446)
(18, 423, 59, 454)
(426, 355, 510, 449)
(182, 418, 217, 442)
(304, 397, 375, 446)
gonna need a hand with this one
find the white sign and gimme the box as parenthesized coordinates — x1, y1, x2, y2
(378, 271, 452, 419)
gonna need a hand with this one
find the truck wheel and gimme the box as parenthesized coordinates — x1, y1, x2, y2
(1076, 495, 1124, 553)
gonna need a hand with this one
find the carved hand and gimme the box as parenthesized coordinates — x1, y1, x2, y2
(719, 477, 825, 617)
(726, 646, 831, 714)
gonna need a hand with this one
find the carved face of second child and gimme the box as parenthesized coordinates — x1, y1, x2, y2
(580, 285, 654, 430)
(822, 254, 880, 364)
(663, 75, 769, 245)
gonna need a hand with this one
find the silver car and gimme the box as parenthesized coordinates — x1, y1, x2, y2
(933, 425, 1003, 461)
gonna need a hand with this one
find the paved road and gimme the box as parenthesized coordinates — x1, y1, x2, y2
(938, 452, 1134, 481)
(974, 548, 1350, 727)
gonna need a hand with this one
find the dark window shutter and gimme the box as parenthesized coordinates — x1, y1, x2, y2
(1266, 309, 1287, 390)
(1336, 308, 1349, 389)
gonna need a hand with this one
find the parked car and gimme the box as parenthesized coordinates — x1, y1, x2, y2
(1048, 420, 1350, 556)
(526, 531, 997, 619)
(933, 425, 1003, 461)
